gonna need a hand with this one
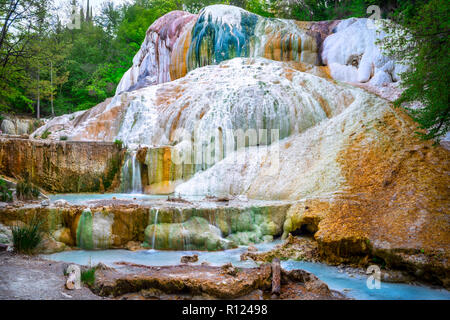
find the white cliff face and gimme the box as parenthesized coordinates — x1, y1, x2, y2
(174, 79, 389, 199)
(322, 18, 408, 86)
(115, 57, 353, 159)
(0, 116, 38, 135)
(29, 8, 416, 198)
(33, 58, 334, 146)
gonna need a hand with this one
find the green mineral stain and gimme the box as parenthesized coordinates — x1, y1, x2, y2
(47, 208, 63, 233)
(76, 209, 94, 250)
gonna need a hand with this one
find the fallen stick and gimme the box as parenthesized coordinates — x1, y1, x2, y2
(271, 258, 281, 296)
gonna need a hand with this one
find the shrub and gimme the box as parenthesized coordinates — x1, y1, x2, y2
(12, 215, 43, 254)
(59, 135, 68, 141)
(16, 176, 40, 200)
(81, 267, 96, 287)
(41, 129, 51, 139)
(0, 179, 12, 202)
(114, 139, 123, 149)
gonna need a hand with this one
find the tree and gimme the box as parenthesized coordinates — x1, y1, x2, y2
(0, 0, 53, 114)
(381, 0, 449, 141)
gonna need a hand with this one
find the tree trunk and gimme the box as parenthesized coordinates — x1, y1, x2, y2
(50, 61, 54, 116)
(37, 66, 40, 119)
(271, 258, 281, 296)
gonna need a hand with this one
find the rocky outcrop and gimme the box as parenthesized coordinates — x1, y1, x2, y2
(181, 98, 450, 285)
(0, 137, 124, 193)
(322, 18, 408, 86)
(92, 262, 340, 300)
(241, 234, 319, 263)
(116, 5, 324, 94)
(32, 58, 332, 148)
(136, 146, 195, 194)
(143, 202, 291, 250)
(116, 6, 403, 94)
(0, 116, 43, 136)
(0, 199, 292, 251)
(144, 216, 234, 251)
(115, 11, 197, 94)
(0, 223, 12, 245)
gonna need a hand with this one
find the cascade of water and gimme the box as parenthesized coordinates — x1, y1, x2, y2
(120, 151, 143, 194)
(131, 152, 143, 193)
(152, 209, 159, 250)
(179, 210, 189, 250)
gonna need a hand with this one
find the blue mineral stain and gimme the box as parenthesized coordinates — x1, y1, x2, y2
(187, 6, 259, 71)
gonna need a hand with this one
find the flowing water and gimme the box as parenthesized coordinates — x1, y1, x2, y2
(120, 152, 143, 194)
(152, 209, 159, 250)
(43, 244, 450, 300)
(282, 261, 450, 300)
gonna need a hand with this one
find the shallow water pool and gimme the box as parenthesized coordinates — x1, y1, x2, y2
(282, 260, 450, 300)
(48, 193, 168, 204)
(48, 193, 225, 205)
(43, 241, 280, 269)
(43, 242, 450, 300)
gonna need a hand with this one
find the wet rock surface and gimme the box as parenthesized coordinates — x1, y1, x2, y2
(244, 234, 440, 288)
(241, 234, 319, 263)
(92, 261, 343, 300)
(181, 254, 199, 264)
(0, 199, 292, 251)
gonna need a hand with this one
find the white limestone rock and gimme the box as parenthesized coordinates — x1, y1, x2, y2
(0, 223, 13, 245)
(65, 265, 81, 290)
(322, 18, 408, 86)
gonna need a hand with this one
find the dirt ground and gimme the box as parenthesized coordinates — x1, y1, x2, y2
(0, 251, 104, 300)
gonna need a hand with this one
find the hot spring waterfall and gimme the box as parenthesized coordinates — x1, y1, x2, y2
(120, 151, 143, 194)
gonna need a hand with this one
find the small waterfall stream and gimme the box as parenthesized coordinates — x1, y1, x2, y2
(120, 151, 143, 194)
(131, 153, 143, 193)
(152, 209, 159, 250)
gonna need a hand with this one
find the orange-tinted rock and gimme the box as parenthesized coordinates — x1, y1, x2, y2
(53, 227, 74, 247)
(0, 138, 124, 193)
(280, 109, 450, 286)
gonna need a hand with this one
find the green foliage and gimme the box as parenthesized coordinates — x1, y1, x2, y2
(41, 130, 51, 139)
(0, 179, 13, 202)
(59, 135, 68, 141)
(16, 176, 40, 201)
(12, 215, 43, 254)
(246, 0, 274, 17)
(0, 0, 181, 117)
(114, 139, 124, 149)
(381, 0, 449, 141)
(81, 267, 96, 287)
